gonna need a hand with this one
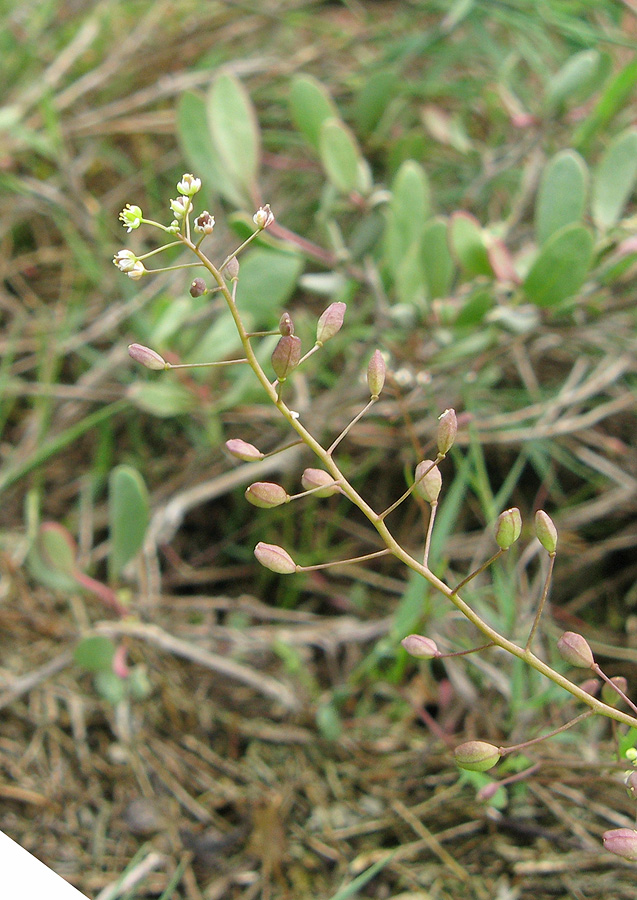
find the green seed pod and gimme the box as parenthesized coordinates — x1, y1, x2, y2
(495, 507, 522, 550)
(454, 741, 501, 773)
(414, 460, 442, 503)
(557, 631, 594, 668)
(535, 510, 558, 554)
(254, 542, 297, 574)
(367, 350, 386, 399)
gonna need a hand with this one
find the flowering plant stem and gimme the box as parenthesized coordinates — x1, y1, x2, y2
(173, 229, 637, 732)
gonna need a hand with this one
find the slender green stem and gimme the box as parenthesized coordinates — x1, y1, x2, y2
(499, 710, 595, 756)
(379, 455, 443, 521)
(525, 552, 555, 651)
(452, 549, 505, 596)
(423, 501, 437, 566)
(167, 358, 248, 370)
(592, 663, 637, 716)
(298, 548, 391, 572)
(327, 397, 377, 456)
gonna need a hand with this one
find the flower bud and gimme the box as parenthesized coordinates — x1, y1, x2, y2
(253, 204, 275, 229)
(225, 257, 240, 279)
(170, 196, 190, 218)
(225, 439, 264, 462)
(557, 632, 594, 669)
(279, 312, 294, 336)
(367, 350, 386, 399)
(495, 507, 522, 550)
(254, 542, 297, 574)
(128, 343, 167, 370)
(190, 277, 207, 297)
(113, 249, 138, 272)
(177, 173, 201, 196)
(603, 828, 637, 861)
(316, 302, 346, 345)
(400, 634, 439, 659)
(245, 482, 289, 508)
(579, 678, 600, 697)
(625, 771, 637, 799)
(271, 334, 301, 381)
(301, 468, 340, 497)
(437, 409, 457, 455)
(535, 510, 558, 554)
(414, 460, 442, 503)
(194, 211, 215, 234)
(601, 675, 628, 707)
(454, 741, 501, 773)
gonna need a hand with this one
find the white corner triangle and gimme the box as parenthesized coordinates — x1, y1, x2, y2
(0, 831, 89, 900)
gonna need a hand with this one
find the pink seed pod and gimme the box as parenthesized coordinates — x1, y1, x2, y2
(254, 542, 297, 574)
(271, 334, 302, 381)
(245, 482, 289, 508)
(316, 302, 346, 344)
(557, 632, 594, 669)
(279, 312, 294, 336)
(437, 408, 457, 455)
(128, 343, 167, 371)
(603, 828, 637, 861)
(401, 634, 439, 659)
(225, 439, 264, 462)
(367, 350, 386, 399)
(301, 468, 340, 497)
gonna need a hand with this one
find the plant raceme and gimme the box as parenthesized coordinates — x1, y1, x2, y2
(121, 175, 637, 861)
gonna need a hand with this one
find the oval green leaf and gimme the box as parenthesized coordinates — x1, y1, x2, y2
(74, 636, 116, 672)
(592, 129, 637, 230)
(108, 464, 150, 580)
(385, 160, 431, 270)
(545, 50, 603, 113)
(422, 217, 454, 300)
(208, 73, 260, 201)
(448, 212, 492, 278)
(523, 224, 594, 307)
(289, 75, 339, 151)
(535, 150, 588, 245)
(319, 118, 367, 195)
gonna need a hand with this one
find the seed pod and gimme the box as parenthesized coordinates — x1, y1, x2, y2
(535, 510, 558, 554)
(225, 439, 264, 462)
(367, 350, 386, 399)
(557, 631, 594, 669)
(316, 302, 346, 344)
(454, 741, 501, 773)
(245, 482, 289, 508)
(603, 828, 637, 861)
(401, 635, 439, 659)
(437, 408, 457, 455)
(601, 675, 628, 707)
(190, 277, 207, 297)
(495, 508, 522, 549)
(254, 542, 297, 574)
(128, 343, 167, 371)
(414, 460, 442, 503)
(271, 335, 301, 381)
(279, 312, 294, 336)
(301, 468, 340, 497)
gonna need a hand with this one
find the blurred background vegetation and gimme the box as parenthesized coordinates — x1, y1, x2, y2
(2, 1, 637, 898)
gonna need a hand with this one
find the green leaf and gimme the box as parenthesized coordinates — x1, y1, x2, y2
(448, 212, 492, 278)
(535, 150, 588, 245)
(575, 57, 637, 152)
(108, 465, 150, 580)
(94, 669, 127, 704)
(177, 92, 245, 208)
(319, 118, 370, 195)
(289, 75, 339, 151)
(235, 248, 304, 324)
(385, 160, 431, 270)
(523, 224, 594, 307)
(353, 70, 398, 136)
(128, 381, 197, 417)
(37, 522, 77, 577)
(455, 289, 492, 327)
(592, 129, 637, 230)
(545, 50, 603, 113)
(394, 240, 426, 307)
(422, 217, 454, 299)
(74, 636, 116, 672)
(208, 73, 260, 202)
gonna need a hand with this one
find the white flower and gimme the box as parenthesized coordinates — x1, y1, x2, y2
(169, 196, 190, 218)
(177, 173, 202, 196)
(119, 204, 143, 232)
(113, 249, 137, 272)
(126, 260, 147, 280)
(194, 211, 215, 234)
(253, 204, 275, 229)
